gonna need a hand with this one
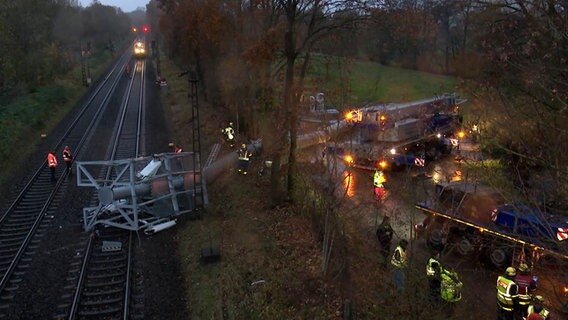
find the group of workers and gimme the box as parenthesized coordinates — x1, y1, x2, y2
(376, 217, 551, 319)
(221, 122, 252, 175)
(46, 146, 73, 181)
(497, 265, 550, 320)
(387, 237, 464, 313)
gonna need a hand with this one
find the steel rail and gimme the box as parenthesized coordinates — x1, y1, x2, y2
(68, 60, 146, 320)
(0, 50, 130, 225)
(0, 53, 132, 296)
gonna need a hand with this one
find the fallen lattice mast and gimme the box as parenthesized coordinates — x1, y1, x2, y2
(76, 152, 205, 234)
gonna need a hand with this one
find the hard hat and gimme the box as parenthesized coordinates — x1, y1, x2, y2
(229, 122, 233, 126)
(518, 263, 529, 273)
(534, 295, 544, 303)
(241, 144, 246, 149)
(505, 267, 516, 277)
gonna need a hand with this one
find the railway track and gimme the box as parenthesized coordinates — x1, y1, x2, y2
(0, 44, 152, 319)
(0, 51, 132, 316)
(62, 60, 147, 320)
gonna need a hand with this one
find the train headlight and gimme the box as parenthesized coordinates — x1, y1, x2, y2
(390, 148, 396, 155)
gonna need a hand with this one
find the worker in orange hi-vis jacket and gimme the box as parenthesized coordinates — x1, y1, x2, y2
(62, 146, 73, 175)
(47, 150, 58, 181)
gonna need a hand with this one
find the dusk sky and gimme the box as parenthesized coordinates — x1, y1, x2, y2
(80, 0, 148, 12)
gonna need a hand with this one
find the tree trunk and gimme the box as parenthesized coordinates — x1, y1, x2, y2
(284, 19, 296, 198)
(270, 154, 282, 207)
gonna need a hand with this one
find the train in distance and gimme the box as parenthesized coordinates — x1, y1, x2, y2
(133, 40, 146, 59)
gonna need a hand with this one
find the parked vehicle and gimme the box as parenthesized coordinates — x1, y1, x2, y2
(342, 93, 464, 171)
(415, 181, 568, 268)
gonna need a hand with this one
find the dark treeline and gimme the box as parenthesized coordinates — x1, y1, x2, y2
(149, 0, 567, 209)
(0, 0, 132, 101)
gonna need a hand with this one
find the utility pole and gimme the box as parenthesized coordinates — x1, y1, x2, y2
(179, 69, 205, 215)
(81, 42, 92, 87)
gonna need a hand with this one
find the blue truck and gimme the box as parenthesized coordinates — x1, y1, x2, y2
(415, 181, 568, 267)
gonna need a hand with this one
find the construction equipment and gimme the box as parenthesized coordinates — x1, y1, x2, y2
(341, 93, 465, 170)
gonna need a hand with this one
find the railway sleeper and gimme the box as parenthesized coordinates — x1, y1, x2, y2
(68, 267, 81, 274)
(85, 278, 125, 287)
(0, 254, 18, 261)
(0, 294, 14, 301)
(0, 234, 26, 242)
(2, 284, 19, 291)
(83, 287, 123, 296)
(0, 239, 25, 246)
(1, 222, 36, 229)
(0, 260, 14, 268)
(87, 271, 125, 279)
(78, 305, 122, 316)
(12, 209, 44, 216)
(23, 192, 52, 198)
(90, 262, 127, 270)
(92, 251, 126, 259)
(65, 275, 78, 282)
(0, 248, 18, 255)
(81, 295, 123, 306)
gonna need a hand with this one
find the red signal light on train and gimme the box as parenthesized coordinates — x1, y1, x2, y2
(143, 26, 149, 33)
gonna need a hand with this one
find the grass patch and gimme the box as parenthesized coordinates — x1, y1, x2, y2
(306, 56, 457, 108)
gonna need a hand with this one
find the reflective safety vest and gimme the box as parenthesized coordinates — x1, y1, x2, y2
(373, 171, 385, 187)
(238, 149, 251, 161)
(391, 245, 407, 269)
(223, 127, 234, 140)
(63, 148, 72, 162)
(440, 270, 463, 302)
(526, 305, 549, 319)
(515, 274, 533, 305)
(47, 153, 58, 168)
(426, 257, 441, 277)
(496, 276, 518, 311)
